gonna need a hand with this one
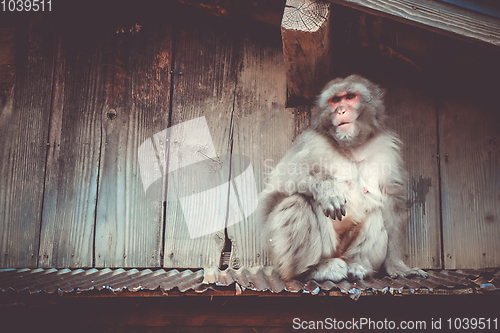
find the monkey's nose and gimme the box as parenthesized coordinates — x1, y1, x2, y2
(337, 105, 346, 114)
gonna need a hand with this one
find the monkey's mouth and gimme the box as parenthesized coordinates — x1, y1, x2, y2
(336, 122, 354, 134)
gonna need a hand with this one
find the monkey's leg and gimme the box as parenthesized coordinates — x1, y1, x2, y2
(383, 224, 428, 278)
(345, 210, 388, 280)
(385, 257, 427, 278)
(265, 194, 329, 280)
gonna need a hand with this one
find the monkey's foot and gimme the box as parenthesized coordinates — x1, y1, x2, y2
(386, 263, 427, 279)
(308, 258, 348, 282)
(348, 263, 369, 280)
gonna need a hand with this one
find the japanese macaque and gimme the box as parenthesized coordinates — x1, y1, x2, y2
(258, 75, 426, 281)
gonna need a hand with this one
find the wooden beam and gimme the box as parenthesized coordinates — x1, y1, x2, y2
(327, 0, 500, 47)
(281, 0, 332, 106)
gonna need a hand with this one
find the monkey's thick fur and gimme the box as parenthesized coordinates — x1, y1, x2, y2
(258, 75, 425, 281)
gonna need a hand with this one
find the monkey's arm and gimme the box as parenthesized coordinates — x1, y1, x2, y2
(269, 131, 347, 220)
(310, 175, 346, 221)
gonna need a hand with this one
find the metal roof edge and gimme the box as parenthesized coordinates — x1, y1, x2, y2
(0, 267, 498, 300)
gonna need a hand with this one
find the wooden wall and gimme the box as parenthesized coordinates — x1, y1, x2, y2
(0, 5, 294, 269)
(0, 3, 498, 270)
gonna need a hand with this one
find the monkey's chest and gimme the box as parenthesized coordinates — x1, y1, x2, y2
(335, 161, 388, 213)
(336, 177, 386, 221)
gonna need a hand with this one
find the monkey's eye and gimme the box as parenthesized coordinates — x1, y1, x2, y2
(331, 96, 341, 103)
(346, 93, 356, 100)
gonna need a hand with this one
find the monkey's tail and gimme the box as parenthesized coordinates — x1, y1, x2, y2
(264, 194, 324, 280)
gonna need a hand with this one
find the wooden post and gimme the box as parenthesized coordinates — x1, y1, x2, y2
(281, 0, 332, 106)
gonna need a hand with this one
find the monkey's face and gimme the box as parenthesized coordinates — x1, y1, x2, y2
(328, 92, 360, 142)
(315, 75, 386, 147)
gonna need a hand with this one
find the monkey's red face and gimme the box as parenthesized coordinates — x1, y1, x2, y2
(328, 92, 360, 139)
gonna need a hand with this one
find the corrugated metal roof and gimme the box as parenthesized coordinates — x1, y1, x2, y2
(0, 267, 498, 300)
(0, 268, 204, 294)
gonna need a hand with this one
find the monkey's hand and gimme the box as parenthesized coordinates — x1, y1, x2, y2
(311, 179, 346, 221)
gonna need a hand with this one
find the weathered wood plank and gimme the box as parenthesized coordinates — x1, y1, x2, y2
(228, 33, 295, 268)
(0, 16, 55, 268)
(327, 0, 500, 46)
(0, 27, 16, 103)
(385, 85, 442, 269)
(163, 21, 238, 268)
(440, 95, 500, 269)
(95, 23, 172, 267)
(38, 28, 103, 268)
(281, 0, 332, 106)
(0, 27, 17, 161)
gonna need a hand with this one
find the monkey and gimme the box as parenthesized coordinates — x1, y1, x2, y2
(258, 75, 426, 282)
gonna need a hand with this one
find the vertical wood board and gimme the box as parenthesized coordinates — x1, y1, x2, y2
(385, 85, 442, 269)
(0, 27, 16, 99)
(95, 23, 172, 267)
(38, 30, 103, 268)
(228, 34, 295, 268)
(440, 96, 500, 269)
(0, 16, 55, 268)
(163, 22, 239, 267)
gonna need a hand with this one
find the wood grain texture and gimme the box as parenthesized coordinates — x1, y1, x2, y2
(281, 0, 332, 106)
(0, 28, 16, 165)
(38, 30, 103, 268)
(440, 96, 500, 269)
(163, 22, 238, 268)
(0, 27, 16, 100)
(385, 85, 442, 269)
(228, 34, 295, 268)
(0, 16, 55, 268)
(95, 23, 172, 267)
(327, 0, 500, 46)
